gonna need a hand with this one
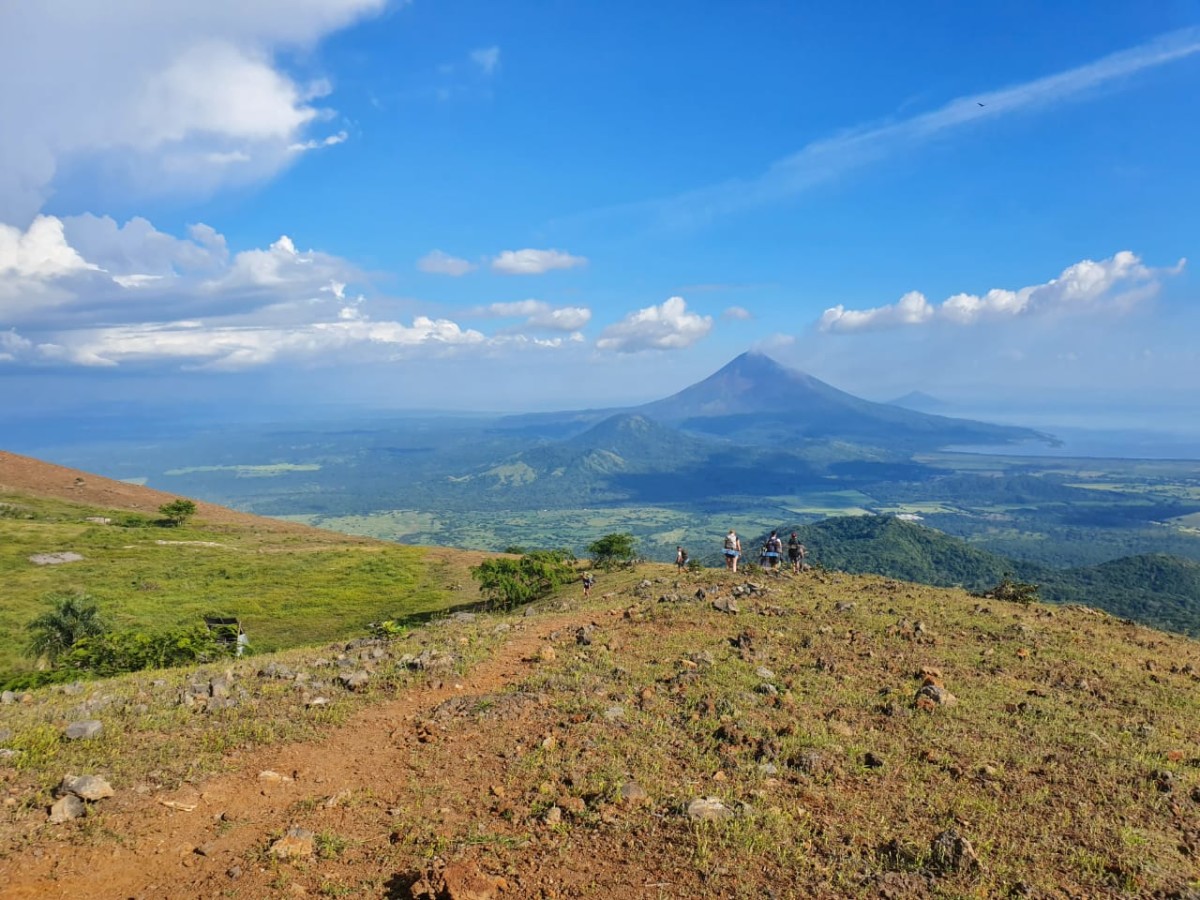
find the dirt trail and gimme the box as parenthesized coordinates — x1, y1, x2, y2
(0, 604, 595, 900)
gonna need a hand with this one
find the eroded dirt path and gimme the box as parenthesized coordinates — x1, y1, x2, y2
(0, 604, 600, 900)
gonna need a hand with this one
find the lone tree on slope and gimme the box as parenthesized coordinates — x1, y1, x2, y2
(158, 498, 197, 526)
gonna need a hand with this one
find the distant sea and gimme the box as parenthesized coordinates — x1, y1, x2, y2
(948, 426, 1200, 460)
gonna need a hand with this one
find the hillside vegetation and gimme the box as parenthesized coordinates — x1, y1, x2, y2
(756, 516, 1200, 637)
(0, 480, 488, 676)
(1, 563, 1199, 898)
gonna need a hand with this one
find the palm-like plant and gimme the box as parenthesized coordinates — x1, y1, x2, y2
(25, 592, 107, 664)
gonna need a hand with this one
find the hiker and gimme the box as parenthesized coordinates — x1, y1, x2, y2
(763, 530, 783, 570)
(787, 531, 806, 574)
(582, 571, 595, 598)
(723, 529, 741, 572)
(676, 546, 689, 571)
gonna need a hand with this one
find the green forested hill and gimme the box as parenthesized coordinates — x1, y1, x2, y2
(1041, 553, 1200, 636)
(751, 516, 1200, 636)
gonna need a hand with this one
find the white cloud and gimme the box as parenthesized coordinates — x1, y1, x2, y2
(474, 299, 592, 332)
(0, 329, 34, 362)
(0, 1, 386, 220)
(491, 248, 587, 275)
(288, 131, 349, 153)
(0, 214, 583, 369)
(418, 249, 476, 277)
(596, 296, 712, 353)
(0, 216, 99, 280)
(470, 46, 501, 77)
(819, 251, 1186, 334)
(722, 305, 752, 321)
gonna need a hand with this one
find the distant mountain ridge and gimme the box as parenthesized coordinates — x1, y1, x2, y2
(496, 351, 1054, 452)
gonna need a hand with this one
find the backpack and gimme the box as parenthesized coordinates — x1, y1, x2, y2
(769, 536, 782, 553)
(679, 549, 688, 563)
(724, 535, 735, 550)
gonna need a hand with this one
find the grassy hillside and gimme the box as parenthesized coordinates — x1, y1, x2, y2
(1, 564, 1199, 898)
(756, 516, 1200, 636)
(0, 489, 487, 674)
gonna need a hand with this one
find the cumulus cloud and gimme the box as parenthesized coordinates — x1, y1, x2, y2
(819, 251, 1186, 334)
(470, 46, 501, 77)
(722, 305, 753, 321)
(0, 214, 585, 370)
(0, 1, 385, 220)
(473, 299, 592, 332)
(418, 250, 476, 276)
(0, 329, 34, 362)
(596, 296, 712, 353)
(491, 248, 587, 275)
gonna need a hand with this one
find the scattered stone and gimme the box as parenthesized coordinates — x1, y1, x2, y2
(686, 797, 733, 821)
(789, 750, 830, 777)
(226, 866, 242, 879)
(60, 774, 114, 801)
(49, 794, 86, 823)
(543, 805, 562, 825)
(209, 675, 233, 699)
(537, 646, 557, 663)
(575, 626, 594, 646)
(269, 826, 315, 860)
(0, 728, 12, 743)
(0, 691, 14, 705)
(438, 861, 508, 900)
(29, 552, 85, 566)
(755, 667, 775, 679)
(63, 720, 102, 741)
(306, 696, 331, 709)
(695, 588, 707, 601)
(603, 705, 625, 722)
(338, 671, 369, 691)
(929, 829, 980, 873)
(619, 781, 649, 805)
(84, 516, 112, 525)
(712, 597, 740, 615)
(915, 683, 958, 708)
(258, 770, 293, 785)
(834, 602, 856, 613)
(863, 751, 885, 769)
(450, 612, 477, 623)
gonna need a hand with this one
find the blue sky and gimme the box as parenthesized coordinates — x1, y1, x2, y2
(1, 1, 1198, 423)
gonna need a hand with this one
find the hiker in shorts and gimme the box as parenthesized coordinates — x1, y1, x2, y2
(723, 529, 741, 572)
(582, 572, 595, 598)
(676, 546, 689, 572)
(787, 531, 806, 574)
(763, 530, 783, 570)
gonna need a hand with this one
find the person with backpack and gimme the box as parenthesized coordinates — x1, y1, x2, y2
(582, 571, 595, 598)
(723, 529, 741, 572)
(787, 531, 806, 574)
(763, 530, 783, 570)
(676, 546, 689, 571)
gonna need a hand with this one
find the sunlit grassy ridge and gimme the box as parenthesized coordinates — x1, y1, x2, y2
(0, 491, 481, 672)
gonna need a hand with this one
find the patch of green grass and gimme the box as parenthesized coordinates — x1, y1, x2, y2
(0, 491, 476, 673)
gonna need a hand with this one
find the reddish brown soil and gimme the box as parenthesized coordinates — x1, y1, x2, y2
(0, 450, 324, 533)
(0, 605, 635, 900)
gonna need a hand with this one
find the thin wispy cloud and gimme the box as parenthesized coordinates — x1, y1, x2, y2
(569, 27, 1200, 232)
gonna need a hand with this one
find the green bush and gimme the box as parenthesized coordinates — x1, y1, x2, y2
(25, 591, 107, 664)
(984, 576, 1041, 605)
(587, 532, 636, 570)
(63, 624, 234, 676)
(472, 549, 576, 610)
(158, 498, 197, 526)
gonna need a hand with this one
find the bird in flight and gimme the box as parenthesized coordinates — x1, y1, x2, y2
(977, 102, 986, 107)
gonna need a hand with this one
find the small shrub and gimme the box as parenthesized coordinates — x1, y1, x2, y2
(984, 576, 1040, 605)
(158, 498, 197, 526)
(25, 591, 107, 664)
(472, 549, 577, 610)
(63, 623, 234, 676)
(587, 533, 636, 570)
